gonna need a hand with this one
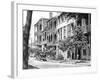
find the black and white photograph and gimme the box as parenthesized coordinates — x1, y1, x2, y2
(23, 10, 91, 69)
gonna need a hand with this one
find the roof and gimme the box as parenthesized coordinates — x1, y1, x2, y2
(34, 18, 49, 26)
(47, 16, 57, 22)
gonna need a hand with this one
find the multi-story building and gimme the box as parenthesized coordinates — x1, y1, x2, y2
(34, 12, 91, 60)
(56, 12, 76, 41)
(65, 13, 91, 60)
(34, 18, 48, 50)
(54, 12, 78, 60)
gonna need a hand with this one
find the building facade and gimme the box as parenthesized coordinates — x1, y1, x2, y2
(34, 12, 91, 61)
(34, 18, 48, 49)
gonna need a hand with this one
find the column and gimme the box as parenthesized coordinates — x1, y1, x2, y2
(42, 45, 44, 52)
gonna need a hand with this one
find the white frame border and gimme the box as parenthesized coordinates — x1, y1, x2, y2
(11, 1, 97, 78)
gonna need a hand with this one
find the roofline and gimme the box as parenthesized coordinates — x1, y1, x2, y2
(34, 18, 49, 26)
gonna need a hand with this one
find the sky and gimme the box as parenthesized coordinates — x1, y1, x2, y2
(23, 10, 60, 45)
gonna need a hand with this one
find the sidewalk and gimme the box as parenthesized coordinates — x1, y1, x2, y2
(28, 57, 91, 69)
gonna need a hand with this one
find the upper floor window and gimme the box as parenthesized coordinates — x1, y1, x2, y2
(54, 34, 57, 41)
(64, 26, 66, 38)
(82, 18, 86, 26)
(51, 34, 52, 42)
(54, 21, 56, 28)
(58, 17, 60, 25)
(49, 22, 52, 29)
(47, 36, 49, 41)
(60, 28, 62, 40)
(67, 25, 71, 37)
(45, 32, 46, 40)
(61, 15, 64, 22)
(81, 18, 87, 33)
(39, 35, 42, 42)
(40, 24, 42, 31)
(49, 35, 51, 42)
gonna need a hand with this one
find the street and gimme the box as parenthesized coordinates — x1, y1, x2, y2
(28, 57, 91, 69)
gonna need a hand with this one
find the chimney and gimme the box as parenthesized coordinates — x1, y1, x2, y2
(49, 12, 53, 18)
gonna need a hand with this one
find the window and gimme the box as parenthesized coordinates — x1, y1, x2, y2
(57, 19, 59, 25)
(83, 49, 86, 56)
(61, 15, 64, 22)
(51, 34, 52, 42)
(63, 15, 66, 21)
(54, 21, 56, 28)
(67, 25, 71, 37)
(50, 22, 52, 29)
(64, 36, 66, 39)
(64, 26, 66, 39)
(47, 36, 48, 41)
(40, 24, 42, 31)
(61, 28, 62, 40)
(58, 17, 60, 24)
(58, 29, 60, 40)
(82, 18, 87, 33)
(43, 38, 44, 41)
(60, 17, 62, 23)
(58, 29, 59, 33)
(49, 35, 50, 42)
(40, 35, 42, 42)
(45, 32, 46, 40)
(82, 18, 86, 26)
(54, 34, 57, 41)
